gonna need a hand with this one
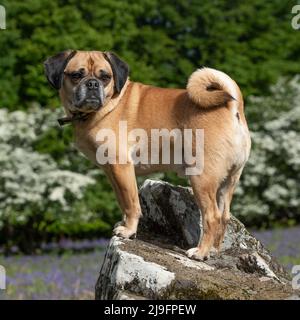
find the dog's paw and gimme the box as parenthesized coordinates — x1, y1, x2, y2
(113, 220, 125, 228)
(186, 247, 210, 261)
(113, 225, 136, 239)
(210, 246, 219, 257)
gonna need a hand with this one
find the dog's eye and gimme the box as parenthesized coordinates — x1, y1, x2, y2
(99, 72, 111, 83)
(70, 72, 83, 80)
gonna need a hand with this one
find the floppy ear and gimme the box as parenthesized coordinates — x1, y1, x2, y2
(44, 50, 77, 89)
(103, 52, 129, 94)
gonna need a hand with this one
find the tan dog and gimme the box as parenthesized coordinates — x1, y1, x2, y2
(44, 50, 251, 260)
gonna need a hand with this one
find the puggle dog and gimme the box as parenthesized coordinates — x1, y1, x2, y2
(44, 50, 251, 260)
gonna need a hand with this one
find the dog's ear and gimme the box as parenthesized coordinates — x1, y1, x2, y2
(44, 50, 77, 89)
(103, 52, 129, 94)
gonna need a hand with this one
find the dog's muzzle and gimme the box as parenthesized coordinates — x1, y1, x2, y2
(74, 78, 105, 110)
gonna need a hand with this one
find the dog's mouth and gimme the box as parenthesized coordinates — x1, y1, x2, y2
(73, 81, 105, 112)
(84, 98, 102, 109)
(58, 96, 102, 126)
(85, 98, 100, 103)
(72, 101, 102, 113)
(73, 95, 104, 112)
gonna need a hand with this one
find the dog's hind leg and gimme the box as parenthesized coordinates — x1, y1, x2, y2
(214, 168, 243, 251)
(186, 174, 222, 261)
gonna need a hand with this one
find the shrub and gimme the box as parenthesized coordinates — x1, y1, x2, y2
(0, 107, 119, 252)
(233, 76, 300, 227)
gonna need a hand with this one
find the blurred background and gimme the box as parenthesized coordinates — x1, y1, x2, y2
(0, 0, 300, 299)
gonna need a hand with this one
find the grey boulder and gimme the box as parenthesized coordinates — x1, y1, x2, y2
(96, 179, 299, 300)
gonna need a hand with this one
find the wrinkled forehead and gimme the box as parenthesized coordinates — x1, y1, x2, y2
(65, 51, 112, 73)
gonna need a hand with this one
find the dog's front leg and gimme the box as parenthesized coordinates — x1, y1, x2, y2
(104, 164, 141, 239)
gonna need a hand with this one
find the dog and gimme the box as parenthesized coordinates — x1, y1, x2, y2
(44, 50, 251, 260)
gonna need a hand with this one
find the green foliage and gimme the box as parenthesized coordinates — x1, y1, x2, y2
(1, 0, 300, 109)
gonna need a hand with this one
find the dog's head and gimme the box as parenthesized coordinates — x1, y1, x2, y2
(44, 50, 129, 113)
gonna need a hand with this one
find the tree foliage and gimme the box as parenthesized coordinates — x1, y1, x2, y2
(1, 0, 299, 109)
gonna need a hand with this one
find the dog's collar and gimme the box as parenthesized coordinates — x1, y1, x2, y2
(57, 111, 91, 126)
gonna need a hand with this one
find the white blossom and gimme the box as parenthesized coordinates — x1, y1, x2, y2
(0, 107, 95, 227)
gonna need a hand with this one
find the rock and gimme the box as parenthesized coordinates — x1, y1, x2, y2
(96, 179, 299, 300)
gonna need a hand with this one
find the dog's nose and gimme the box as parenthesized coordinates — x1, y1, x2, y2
(86, 79, 99, 90)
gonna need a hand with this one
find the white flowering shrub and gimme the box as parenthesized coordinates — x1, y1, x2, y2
(0, 107, 113, 250)
(233, 76, 300, 227)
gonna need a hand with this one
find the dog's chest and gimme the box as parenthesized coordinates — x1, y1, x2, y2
(74, 132, 99, 164)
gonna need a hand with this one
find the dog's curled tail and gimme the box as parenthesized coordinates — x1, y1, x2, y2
(187, 67, 238, 109)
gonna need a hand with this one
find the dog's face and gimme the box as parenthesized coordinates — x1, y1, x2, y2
(44, 50, 129, 113)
